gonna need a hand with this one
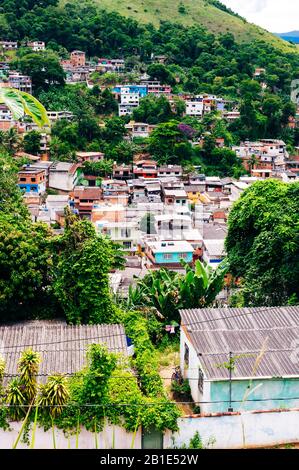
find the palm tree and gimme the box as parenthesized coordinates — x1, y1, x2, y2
(4, 128, 22, 154)
(0, 87, 49, 128)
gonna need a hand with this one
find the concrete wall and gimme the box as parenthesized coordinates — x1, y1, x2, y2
(2, 410, 299, 449)
(164, 409, 299, 449)
(0, 421, 141, 449)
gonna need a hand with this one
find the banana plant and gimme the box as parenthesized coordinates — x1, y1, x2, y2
(128, 260, 228, 321)
(178, 259, 229, 308)
(0, 87, 49, 128)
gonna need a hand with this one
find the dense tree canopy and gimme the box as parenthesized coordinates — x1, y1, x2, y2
(12, 51, 65, 91)
(226, 180, 299, 306)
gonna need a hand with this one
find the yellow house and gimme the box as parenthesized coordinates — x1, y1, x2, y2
(184, 185, 203, 204)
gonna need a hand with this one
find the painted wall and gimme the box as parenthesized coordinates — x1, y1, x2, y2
(164, 409, 299, 449)
(154, 252, 193, 264)
(209, 378, 299, 413)
(19, 182, 45, 194)
(0, 422, 141, 449)
(113, 85, 147, 97)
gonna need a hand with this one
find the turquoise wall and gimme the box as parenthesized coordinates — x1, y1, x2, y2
(209, 378, 299, 413)
(154, 252, 193, 264)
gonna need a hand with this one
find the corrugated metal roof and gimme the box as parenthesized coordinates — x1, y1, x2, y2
(180, 307, 299, 379)
(0, 322, 127, 380)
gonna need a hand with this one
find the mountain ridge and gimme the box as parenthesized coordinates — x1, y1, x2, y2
(60, 0, 297, 53)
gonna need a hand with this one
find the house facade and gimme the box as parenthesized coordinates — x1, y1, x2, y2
(18, 168, 46, 194)
(180, 306, 299, 414)
(144, 240, 194, 266)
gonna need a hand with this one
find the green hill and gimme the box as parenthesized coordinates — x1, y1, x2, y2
(61, 0, 296, 53)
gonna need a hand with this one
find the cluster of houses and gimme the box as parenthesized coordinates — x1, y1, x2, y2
(18, 147, 298, 293)
(1, 42, 299, 449)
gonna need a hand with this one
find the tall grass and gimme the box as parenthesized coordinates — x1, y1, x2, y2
(30, 405, 39, 449)
(240, 338, 269, 448)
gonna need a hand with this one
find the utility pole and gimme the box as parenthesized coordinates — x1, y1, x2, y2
(228, 351, 233, 412)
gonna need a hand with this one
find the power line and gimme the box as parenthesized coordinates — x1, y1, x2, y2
(0, 306, 290, 350)
(2, 396, 299, 407)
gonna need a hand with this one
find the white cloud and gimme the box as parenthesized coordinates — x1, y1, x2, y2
(221, 0, 299, 32)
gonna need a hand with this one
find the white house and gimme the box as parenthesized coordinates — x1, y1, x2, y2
(202, 239, 226, 268)
(179, 306, 299, 414)
(49, 162, 81, 192)
(185, 100, 204, 118)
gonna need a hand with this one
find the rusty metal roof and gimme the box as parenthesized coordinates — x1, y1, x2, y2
(180, 307, 299, 379)
(0, 321, 127, 379)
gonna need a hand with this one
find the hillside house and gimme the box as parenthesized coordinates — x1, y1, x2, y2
(140, 80, 172, 96)
(70, 50, 86, 67)
(8, 72, 32, 93)
(49, 162, 81, 193)
(133, 160, 158, 179)
(184, 185, 204, 204)
(27, 41, 45, 51)
(185, 97, 204, 118)
(95, 220, 141, 251)
(76, 151, 104, 163)
(18, 167, 46, 194)
(202, 239, 226, 268)
(125, 121, 156, 139)
(157, 165, 183, 178)
(144, 240, 194, 267)
(91, 204, 125, 224)
(155, 213, 192, 240)
(162, 188, 188, 207)
(74, 186, 103, 217)
(102, 180, 130, 206)
(118, 88, 140, 116)
(0, 104, 14, 130)
(113, 84, 147, 99)
(0, 41, 17, 50)
(44, 195, 70, 223)
(47, 110, 74, 124)
(179, 306, 299, 413)
(113, 163, 133, 180)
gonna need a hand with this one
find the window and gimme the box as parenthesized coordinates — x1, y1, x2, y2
(184, 343, 189, 367)
(163, 253, 172, 260)
(20, 178, 26, 182)
(121, 228, 131, 238)
(179, 253, 188, 259)
(31, 178, 36, 182)
(198, 368, 204, 394)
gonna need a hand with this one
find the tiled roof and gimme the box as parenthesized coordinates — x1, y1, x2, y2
(180, 306, 299, 379)
(0, 321, 127, 380)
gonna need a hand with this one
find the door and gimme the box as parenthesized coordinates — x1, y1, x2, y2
(142, 426, 163, 449)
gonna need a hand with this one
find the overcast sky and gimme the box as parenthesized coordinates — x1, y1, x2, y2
(221, 0, 298, 33)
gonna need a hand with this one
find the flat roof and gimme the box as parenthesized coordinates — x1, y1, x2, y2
(204, 239, 225, 256)
(146, 240, 194, 253)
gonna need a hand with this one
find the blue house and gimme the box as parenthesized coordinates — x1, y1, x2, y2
(18, 168, 46, 194)
(112, 84, 148, 98)
(145, 240, 194, 266)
